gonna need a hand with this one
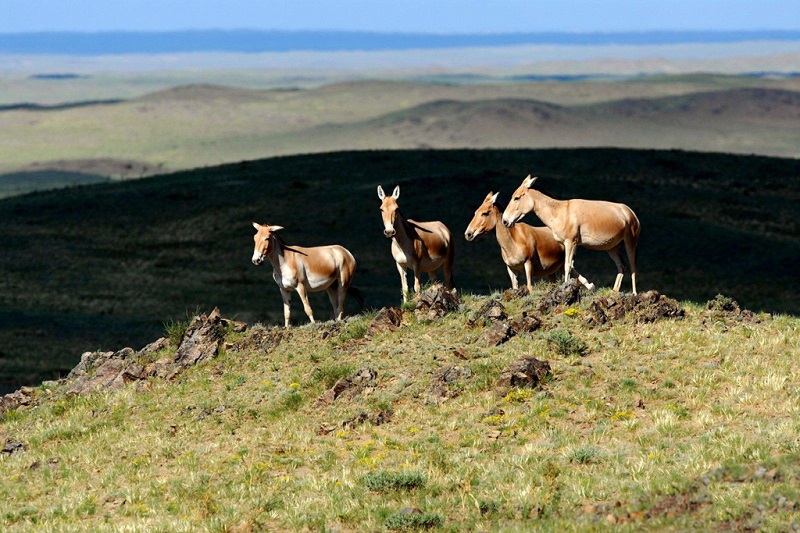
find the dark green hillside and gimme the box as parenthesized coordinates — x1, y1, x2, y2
(1, 148, 798, 386)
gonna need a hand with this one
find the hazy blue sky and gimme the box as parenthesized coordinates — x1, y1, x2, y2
(1, 0, 798, 33)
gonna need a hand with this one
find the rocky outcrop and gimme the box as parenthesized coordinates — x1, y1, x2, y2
(0, 387, 36, 418)
(498, 357, 551, 389)
(587, 290, 684, 326)
(367, 307, 404, 337)
(316, 368, 378, 406)
(467, 299, 507, 327)
(481, 321, 517, 347)
(427, 365, 472, 405)
(537, 280, 583, 314)
(704, 294, 760, 323)
(67, 308, 230, 396)
(415, 285, 460, 320)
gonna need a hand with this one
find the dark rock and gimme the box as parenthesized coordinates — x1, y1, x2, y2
(2, 439, 25, 455)
(468, 299, 507, 327)
(414, 285, 460, 320)
(586, 290, 684, 326)
(511, 313, 542, 333)
(537, 280, 583, 314)
(452, 348, 471, 360)
(316, 367, 378, 405)
(480, 321, 517, 346)
(0, 387, 35, 417)
(427, 365, 472, 404)
(341, 409, 393, 429)
(498, 357, 551, 389)
(367, 307, 404, 336)
(502, 287, 529, 301)
(173, 308, 224, 368)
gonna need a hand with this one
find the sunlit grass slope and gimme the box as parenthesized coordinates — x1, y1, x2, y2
(1, 287, 798, 531)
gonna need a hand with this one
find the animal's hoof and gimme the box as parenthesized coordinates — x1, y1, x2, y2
(586, 284, 596, 291)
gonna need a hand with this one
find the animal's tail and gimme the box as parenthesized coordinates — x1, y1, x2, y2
(347, 286, 366, 310)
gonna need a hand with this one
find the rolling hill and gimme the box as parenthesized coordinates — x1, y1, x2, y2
(2, 77, 800, 198)
(0, 148, 798, 388)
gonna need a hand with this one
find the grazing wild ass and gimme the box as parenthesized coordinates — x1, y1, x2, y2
(377, 185, 454, 301)
(251, 223, 363, 327)
(465, 191, 594, 292)
(502, 176, 641, 294)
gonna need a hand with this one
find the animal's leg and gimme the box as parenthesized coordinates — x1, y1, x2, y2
(570, 268, 595, 291)
(336, 284, 348, 320)
(413, 266, 422, 295)
(607, 245, 625, 292)
(428, 269, 439, 283)
(296, 284, 315, 324)
(326, 286, 341, 321)
(507, 265, 519, 290)
(524, 260, 533, 292)
(443, 242, 455, 290)
(396, 263, 409, 302)
(280, 289, 292, 328)
(563, 241, 577, 284)
(624, 234, 638, 295)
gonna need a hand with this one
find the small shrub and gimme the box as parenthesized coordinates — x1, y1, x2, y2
(312, 363, 355, 389)
(362, 470, 427, 491)
(620, 378, 637, 390)
(568, 446, 601, 464)
(385, 511, 443, 531)
(339, 320, 369, 342)
(478, 499, 500, 516)
(547, 328, 588, 357)
(401, 299, 418, 312)
(164, 317, 190, 347)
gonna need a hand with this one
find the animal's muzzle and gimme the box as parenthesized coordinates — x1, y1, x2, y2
(384, 229, 396, 238)
(464, 230, 475, 241)
(252, 255, 264, 266)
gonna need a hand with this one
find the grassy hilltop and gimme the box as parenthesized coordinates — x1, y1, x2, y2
(1, 286, 799, 531)
(0, 148, 799, 387)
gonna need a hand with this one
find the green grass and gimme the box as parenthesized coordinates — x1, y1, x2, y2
(1, 148, 799, 386)
(1, 288, 798, 530)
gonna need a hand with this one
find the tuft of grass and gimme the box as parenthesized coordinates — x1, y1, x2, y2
(568, 446, 601, 465)
(338, 319, 370, 343)
(385, 511, 444, 531)
(363, 470, 427, 492)
(164, 317, 191, 347)
(546, 328, 589, 357)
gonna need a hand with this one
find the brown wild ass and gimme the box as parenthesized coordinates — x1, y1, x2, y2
(465, 192, 594, 292)
(377, 185, 454, 301)
(251, 223, 362, 327)
(502, 176, 640, 294)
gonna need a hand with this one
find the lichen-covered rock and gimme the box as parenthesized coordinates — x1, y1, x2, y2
(480, 321, 517, 347)
(427, 365, 472, 405)
(0, 387, 35, 417)
(468, 299, 507, 327)
(414, 285, 460, 320)
(316, 367, 378, 406)
(537, 280, 583, 314)
(367, 307, 404, 336)
(498, 357, 551, 389)
(586, 291, 685, 326)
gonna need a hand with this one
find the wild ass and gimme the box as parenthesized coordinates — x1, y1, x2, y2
(502, 176, 640, 294)
(377, 185, 454, 301)
(465, 191, 594, 292)
(251, 223, 363, 327)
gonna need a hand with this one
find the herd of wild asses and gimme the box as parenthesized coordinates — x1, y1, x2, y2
(252, 175, 640, 326)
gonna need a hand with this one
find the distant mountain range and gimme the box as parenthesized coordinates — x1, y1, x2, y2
(1, 30, 800, 55)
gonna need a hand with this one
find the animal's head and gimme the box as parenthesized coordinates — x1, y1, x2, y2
(465, 191, 500, 241)
(502, 175, 538, 227)
(251, 222, 284, 265)
(377, 185, 401, 238)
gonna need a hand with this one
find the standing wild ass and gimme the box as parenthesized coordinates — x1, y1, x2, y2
(377, 185, 454, 301)
(465, 191, 594, 292)
(251, 223, 363, 327)
(501, 176, 640, 294)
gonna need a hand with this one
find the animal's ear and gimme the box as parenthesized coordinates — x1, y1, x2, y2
(490, 192, 500, 204)
(392, 185, 400, 199)
(523, 175, 538, 188)
(269, 225, 284, 232)
(252, 222, 262, 231)
(377, 185, 385, 200)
